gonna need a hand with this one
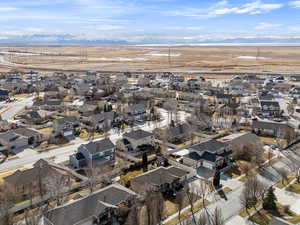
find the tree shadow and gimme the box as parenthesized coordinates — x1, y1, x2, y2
(217, 189, 228, 201)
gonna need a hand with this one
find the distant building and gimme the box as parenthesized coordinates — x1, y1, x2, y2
(0, 89, 9, 101)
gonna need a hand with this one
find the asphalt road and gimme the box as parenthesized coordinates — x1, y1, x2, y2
(0, 96, 34, 120)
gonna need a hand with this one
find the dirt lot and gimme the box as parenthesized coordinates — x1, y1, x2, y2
(1, 45, 300, 73)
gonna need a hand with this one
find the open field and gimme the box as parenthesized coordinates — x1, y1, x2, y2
(1, 45, 300, 73)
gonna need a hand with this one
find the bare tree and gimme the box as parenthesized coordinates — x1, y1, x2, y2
(125, 204, 140, 225)
(144, 189, 165, 225)
(185, 183, 200, 224)
(24, 203, 50, 225)
(196, 179, 211, 216)
(84, 164, 105, 193)
(240, 177, 267, 214)
(175, 191, 185, 225)
(210, 207, 225, 225)
(0, 184, 19, 225)
(198, 211, 208, 225)
(277, 168, 289, 185)
(45, 174, 70, 206)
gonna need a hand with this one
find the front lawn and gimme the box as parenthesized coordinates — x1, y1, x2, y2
(287, 182, 300, 194)
(276, 176, 295, 189)
(164, 200, 210, 225)
(249, 204, 297, 225)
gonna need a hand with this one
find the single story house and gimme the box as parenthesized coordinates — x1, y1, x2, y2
(130, 166, 189, 193)
(252, 121, 294, 138)
(43, 184, 136, 225)
(4, 159, 70, 197)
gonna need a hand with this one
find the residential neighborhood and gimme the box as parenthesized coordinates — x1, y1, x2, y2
(1, 70, 300, 225)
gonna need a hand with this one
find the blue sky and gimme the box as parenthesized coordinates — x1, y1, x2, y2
(0, 0, 300, 43)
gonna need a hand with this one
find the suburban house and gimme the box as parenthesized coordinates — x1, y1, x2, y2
(215, 93, 233, 104)
(260, 101, 281, 117)
(78, 104, 99, 117)
(165, 123, 190, 143)
(182, 139, 232, 178)
(32, 100, 63, 111)
(0, 128, 43, 153)
(130, 166, 189, 194)
(4, 159, 70, 197)
(290, 87, 300, 98)
(43, 184, 136, 225)
(122, 129, 154, 153)
(70, 138, 115, 169)
(89, 111, 116, 131)
(252, 120, 295, 138)
(21, 110, 53, 125)
(0, 89, 9, 101)
(124, 103, 147, 122)
(53, 116, 80, 138)
(222, 132, 262, 147)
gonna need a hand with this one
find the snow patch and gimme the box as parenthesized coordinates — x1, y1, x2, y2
(237, 56, 269, 60)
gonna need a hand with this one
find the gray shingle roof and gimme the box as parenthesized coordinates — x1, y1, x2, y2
(44, 184, 136, 225)
(81, 138, 115, 154)
(189, 139, 228, 154)
(130, 166, 188, 187)
(91, 112, 115, 123)
(167, 124, 189, 138)
(260, 101, 280, 108)
(55, 116, 79, 125)
(252, 121, 290, 131)
(123, 129, 153, 140)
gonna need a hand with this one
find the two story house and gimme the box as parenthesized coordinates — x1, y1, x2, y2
(89, 111, 116, 132)
(260, 101, 281, 117)
(122, 129, 154, 153)
(182, 139, 232, 178)
(124, 103, 147, 123)
(70, 138, 115, 169)
(53, 116, 80, 138)
(0, 128, 43, 153)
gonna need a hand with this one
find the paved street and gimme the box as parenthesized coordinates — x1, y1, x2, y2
(0, 96, 34, 121)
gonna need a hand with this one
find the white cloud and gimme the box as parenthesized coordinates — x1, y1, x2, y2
(215, 0, 228, 7)
(0, 7, 17, 11)
(95, 25, 125, 31)
(255, 22, 282, 30)
(166, 0, 283, 18)
(290, 1, 300, 8)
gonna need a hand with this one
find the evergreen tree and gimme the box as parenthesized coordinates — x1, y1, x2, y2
(213, 170, 221, 188)
(142, 152, 148, 172)
(263, 187, 277, 211)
